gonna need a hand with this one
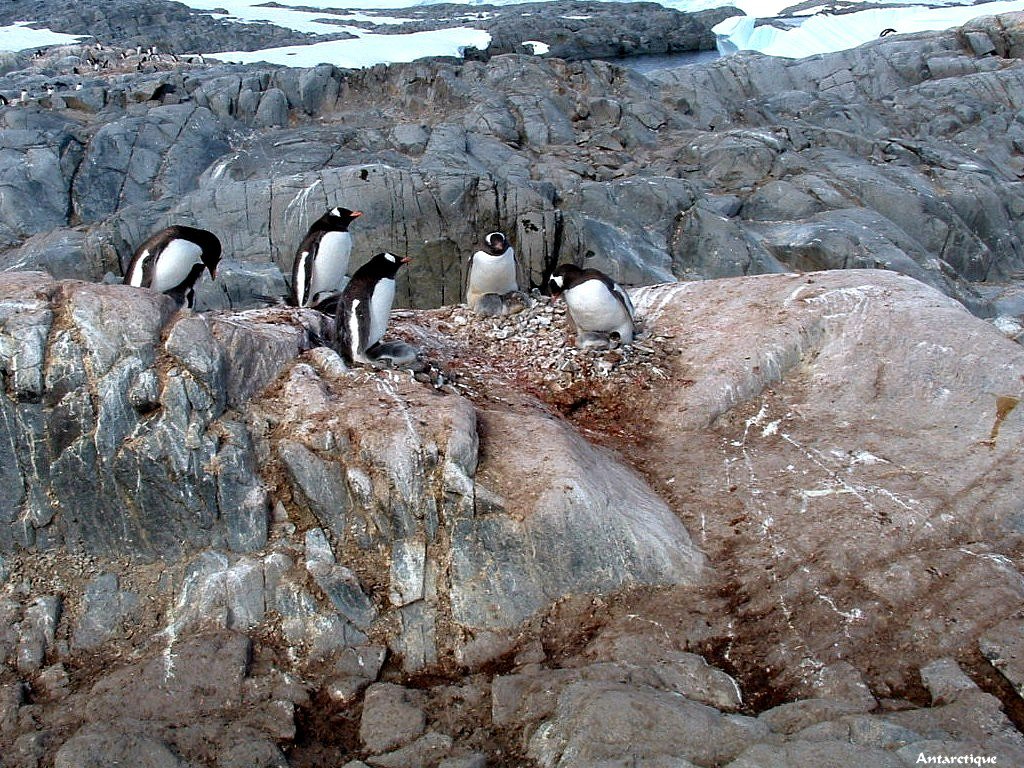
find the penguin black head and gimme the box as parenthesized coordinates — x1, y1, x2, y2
(548, 263, 584, 297)
(484, 231, 508, 255)
(354, 251, 411, 281)
(317, 207, 363, 232)
(181, 226, 222, 279)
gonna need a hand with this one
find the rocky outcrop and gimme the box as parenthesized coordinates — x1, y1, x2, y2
(466, 1, 738, 61)
(3, 14, 1024, 321)
(0, 0, 321, 53)
(2, 268, 1023, 766)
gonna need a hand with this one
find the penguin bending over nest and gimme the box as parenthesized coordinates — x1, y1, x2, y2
(291, 207, 363, 311)
(124, 225, 221, 308)
(466, 231, 527, 316)
(548, 264, 635, 350)
(335, 252, 419, 367)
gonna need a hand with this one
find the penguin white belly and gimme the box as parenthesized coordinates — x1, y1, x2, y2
(308, 232, 352, 299)
(367, 277, 396, 347)
(152, 239, 204, 292)
(468, 250, 516, 300)
(565, 280, 630, 332)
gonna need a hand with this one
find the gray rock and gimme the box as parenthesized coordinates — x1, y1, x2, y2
(74, 104, 231, 222)
(449, 405, 705, 632)
(254, 88, 289, 129)
(55, 726, 185, 768)
(390, 537, 427, 607)
(16, 595, 61, 674)
(72, 573, 141, 650)
(306, 560, 378, 631)
(528, 681, 767, 767)
(367, 731, 454, 768)
(359, 683, 427, 754)
(217, 738, 289, 768)
(725, 741, 906, 768)
(759, 698, 865, 736)
(192, 260, 289, 311)
(439, 755, 488, 768)
(919, 658, 978, 705)
(280, 441, 351, 541)
(979, 616, 1024, 696)
(2, 228, 111, 281)
(845, 716, 922, 750)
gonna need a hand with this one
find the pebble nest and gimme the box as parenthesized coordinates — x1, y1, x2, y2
(389, 291, 683, 421)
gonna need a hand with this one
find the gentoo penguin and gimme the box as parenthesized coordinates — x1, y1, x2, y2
(465, 231, 520, 316)
(123, 225, 221, 308)
(336, 252, 412, 366)
(290, 207, 363, 310)
(548, 264, 635, 349)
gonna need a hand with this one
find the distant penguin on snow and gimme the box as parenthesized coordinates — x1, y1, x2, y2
(336, 252, 417, 367)
(548, 264, 635, 349)
(466, 231, 521, 316)
(290, 207, 363, 310)
(124, 225, 221, 308)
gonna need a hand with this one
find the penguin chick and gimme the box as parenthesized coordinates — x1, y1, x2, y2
(124, 225, 221, 308)
(336, 252, 410, 366)
(548, 264, 635, 350)
(466, 231, 518, 316)
(291, 207, 363, 309)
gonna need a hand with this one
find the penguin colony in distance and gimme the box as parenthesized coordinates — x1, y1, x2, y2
(123, 225, 221, 309)
(548, 263, 636, 350)
(122, 209, 638, 366)
(290, 207, 362, 310)
(465, 231, 522, 317)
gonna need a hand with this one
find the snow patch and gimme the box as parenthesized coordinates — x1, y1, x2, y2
(713, 1, 1024, 58)
(0, 22, 87, 51)
(210, 27, 491, 69)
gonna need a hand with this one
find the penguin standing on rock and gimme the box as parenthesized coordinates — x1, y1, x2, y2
(290, 207, 362, 310)
(548, 264, 635, 349)
(123, 225, 221, 308)
(466, 231, 523, 316)
(336, 252, 417, 367)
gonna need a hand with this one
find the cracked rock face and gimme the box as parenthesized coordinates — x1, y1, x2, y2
(1, 267, 1023, 767)
(0, 274, 333, 556)
(3, 14, 1024, 320)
